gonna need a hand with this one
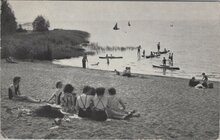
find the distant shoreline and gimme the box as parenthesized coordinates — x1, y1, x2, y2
(52, 60, 220, 83)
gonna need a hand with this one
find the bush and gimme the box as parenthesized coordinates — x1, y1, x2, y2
(1, 30, 90, 60)
(32, 16, 50, 32)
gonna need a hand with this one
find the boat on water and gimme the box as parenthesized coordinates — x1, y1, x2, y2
(145, 54, 160, 59)
(152, 50, 170, 54)
(152, 65, 180, 70)
(128, 21, 131, 26)
(99, 56, 123, 59)
(113, 23, 120, 30)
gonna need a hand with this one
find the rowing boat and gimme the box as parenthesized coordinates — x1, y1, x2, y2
(99, 56, 123, 59)
(152, 50, 170, 54)
(146, 54, 160, 59)
(152, 65, 180, 70)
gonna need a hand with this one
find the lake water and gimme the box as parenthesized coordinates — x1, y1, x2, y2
(53, 20, 220, 81)
(10, 1, 220, 81)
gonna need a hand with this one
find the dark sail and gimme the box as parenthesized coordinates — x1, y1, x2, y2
(128, 21, 131, 26)
(113, 23, 119, 30)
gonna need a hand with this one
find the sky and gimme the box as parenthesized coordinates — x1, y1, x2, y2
(9, 1, 220, 24)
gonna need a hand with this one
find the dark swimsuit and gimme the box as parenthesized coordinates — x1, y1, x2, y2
(8, 85, 19, 99)
(78, 95, 92, 118)
(91, 98, 107, 121)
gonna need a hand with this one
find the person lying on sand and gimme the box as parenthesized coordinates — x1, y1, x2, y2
(76, 86, 95, 118)
(47, 81, 63, 105)
(61, 84, 77, 113)
(114, 67, 131, 77)
(91, 87, 108, 121)
(6, 56, 17, 63)
(106, 88, 140, 120)
(8, 76, 41, 103)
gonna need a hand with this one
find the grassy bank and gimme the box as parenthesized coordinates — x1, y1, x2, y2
(1, 61, 219, 139)
(1, 29, 90, 60)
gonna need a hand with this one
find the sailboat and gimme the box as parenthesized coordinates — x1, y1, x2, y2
(128, 21, 131, 26)
(113, 23, 120, 30)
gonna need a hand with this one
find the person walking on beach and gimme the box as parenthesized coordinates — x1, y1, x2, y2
(82, 53, 88, 68)
(162, 57, 166, 65)
(8, 76, 41, 103)
(157, 42, 160, 52)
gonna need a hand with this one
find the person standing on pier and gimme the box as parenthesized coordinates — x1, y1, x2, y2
(82, 53, 88, 68)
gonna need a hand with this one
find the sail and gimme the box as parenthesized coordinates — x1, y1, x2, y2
(128, 21, 131, 26)
(113, 23, 119, 30)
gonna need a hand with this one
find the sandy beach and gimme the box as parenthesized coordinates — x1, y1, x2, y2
(1, 60, 219, 139)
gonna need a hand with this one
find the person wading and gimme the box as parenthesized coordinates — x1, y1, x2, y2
(157, 42, 160, 52)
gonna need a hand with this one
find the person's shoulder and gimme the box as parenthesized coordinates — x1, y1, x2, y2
(77, 94, 83, 99)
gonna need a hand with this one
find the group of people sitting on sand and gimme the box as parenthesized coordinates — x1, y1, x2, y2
(8, 76, 140, 121)
(188, 73, 213, 89)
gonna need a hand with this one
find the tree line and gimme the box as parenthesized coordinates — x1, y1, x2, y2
(1, 0, 50, 35)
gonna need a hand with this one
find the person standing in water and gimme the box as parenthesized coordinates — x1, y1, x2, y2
(106, 54, 110, 65)
(150, 51, 154, 57)
(82, 53, 88, 68)
(137, 45, 141, 55)
(157, 42, 160, 52)
(170, 53, 173, 62)
(143, 50, 145, 57)
(162, 57, 166, 65)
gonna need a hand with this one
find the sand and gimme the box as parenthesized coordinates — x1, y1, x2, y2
(1, 60, 219, 139)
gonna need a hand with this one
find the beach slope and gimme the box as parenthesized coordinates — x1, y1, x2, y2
(1, 61, 219, 139)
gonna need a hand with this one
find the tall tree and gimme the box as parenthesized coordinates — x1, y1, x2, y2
(32, 15, 50, 32)
(1, 0, 17, 35)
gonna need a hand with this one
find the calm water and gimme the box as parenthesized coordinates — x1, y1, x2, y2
(53, 20, 220, 81)
(10, 1, 220, 81)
